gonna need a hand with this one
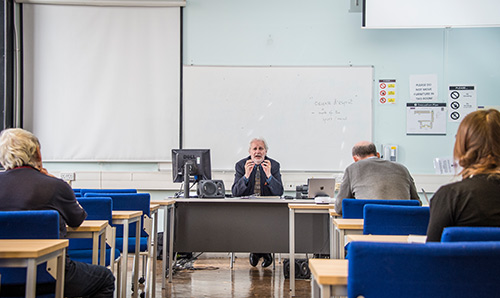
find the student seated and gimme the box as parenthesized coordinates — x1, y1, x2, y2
(335, 141, 421, 215)
(426, 109, 500, 241)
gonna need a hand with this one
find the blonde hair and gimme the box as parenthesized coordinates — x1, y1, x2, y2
(454, 109, 500, 178)
(0, 128, 41, 170)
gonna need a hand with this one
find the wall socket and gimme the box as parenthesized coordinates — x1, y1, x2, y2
(60, 172, 75, 181)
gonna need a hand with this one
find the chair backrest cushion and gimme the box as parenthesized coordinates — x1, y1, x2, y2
(0, 210, 59, 285)
(363, 205, 430, 235)
(441, 226, 500, 242)
(342, 198, 420, 219)
(348, 241, 500, 298)
(70, 197, 113, 249)
(84, 193, 150, 238)
(0, 210, 59, 239)
(80, 188, 137, 196)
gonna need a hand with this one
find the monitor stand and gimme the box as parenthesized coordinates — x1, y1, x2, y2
(184, 162, 194, 198)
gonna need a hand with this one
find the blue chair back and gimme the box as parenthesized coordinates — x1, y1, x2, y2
(70, 197, 113, 249)
(363, 205, 429, 235)
(84, 193, 150, 253)
(68, 197, 119, 266)
(80, 189, 137, 196)
(0, 210, 59, 287)
(347, 241, 500, 298)
(342, 198, 420, 219)
(441, 227, 500, 242)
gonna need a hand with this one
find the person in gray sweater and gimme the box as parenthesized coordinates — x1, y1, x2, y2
(335, 141, 421, 215)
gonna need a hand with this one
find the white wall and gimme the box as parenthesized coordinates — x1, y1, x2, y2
(43, 0, 500, 196)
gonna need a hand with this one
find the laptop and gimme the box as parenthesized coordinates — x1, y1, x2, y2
(307, 178, 336, 198)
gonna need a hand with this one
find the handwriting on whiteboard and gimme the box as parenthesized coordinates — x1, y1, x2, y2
(310, 99, 354, 123)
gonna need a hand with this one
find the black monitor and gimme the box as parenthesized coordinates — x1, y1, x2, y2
(172, 148, 211, 187)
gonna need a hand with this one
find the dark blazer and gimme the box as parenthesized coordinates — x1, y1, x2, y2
(231, 156, 284, 197)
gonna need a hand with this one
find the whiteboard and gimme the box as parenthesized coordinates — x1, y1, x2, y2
(183, 66, 373, 171)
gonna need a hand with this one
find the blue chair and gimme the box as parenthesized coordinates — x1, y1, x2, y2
(342, 198, 420, 219)
(84, 192, 152, 297)
(363, 205, 430, 235)
(441, 226, 500, 242)
(79, 189, 137, 196)
(348, 241, 500, 298)
(0, 210, 60, 297)
(69, 197, 121, 272)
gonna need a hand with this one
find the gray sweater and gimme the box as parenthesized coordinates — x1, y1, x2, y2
(335, 157, 421, 214)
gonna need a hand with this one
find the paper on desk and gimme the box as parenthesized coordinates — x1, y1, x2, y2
(407, 234, 427, 243)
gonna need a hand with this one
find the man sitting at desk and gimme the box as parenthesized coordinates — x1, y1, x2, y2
(231, 137, 284, 267)
(334, 141, 421, 215)
(0, 128, 115, 298)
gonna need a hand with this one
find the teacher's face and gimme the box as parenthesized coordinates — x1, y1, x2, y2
(249, 140, 267, 165)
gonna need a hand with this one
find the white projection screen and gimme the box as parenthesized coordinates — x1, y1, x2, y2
(363, 0, 500, 28)
(22, 2, 181, 161)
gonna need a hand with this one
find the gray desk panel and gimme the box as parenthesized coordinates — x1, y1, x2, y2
(174, 199, 329, 253)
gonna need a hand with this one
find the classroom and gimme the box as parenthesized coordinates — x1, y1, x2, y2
(1, 0, 500, 297)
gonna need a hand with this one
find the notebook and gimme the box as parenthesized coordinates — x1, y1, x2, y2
(307, 178, 336, 199)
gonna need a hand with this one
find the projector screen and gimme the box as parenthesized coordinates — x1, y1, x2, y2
(22, 3, 181, 161)
(363, 0, 500, 28)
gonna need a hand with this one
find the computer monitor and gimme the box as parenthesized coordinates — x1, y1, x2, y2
(171, 149, 212, 183)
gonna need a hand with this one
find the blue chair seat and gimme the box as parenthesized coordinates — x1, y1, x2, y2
(116, 237, 149, 253)
(68, 248, 121, 267)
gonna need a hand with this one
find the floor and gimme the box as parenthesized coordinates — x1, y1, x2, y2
(126, 255, 312, 298)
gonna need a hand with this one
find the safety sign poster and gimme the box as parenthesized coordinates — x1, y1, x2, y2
(448, 85, 477, 122)
(378, 79, 396, 105)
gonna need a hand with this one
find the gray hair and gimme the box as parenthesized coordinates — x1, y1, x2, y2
(249, 137, 268, 151)
(0, 128, 41, 170)
(352, 142, 377, 158)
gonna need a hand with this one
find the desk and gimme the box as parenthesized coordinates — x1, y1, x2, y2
(112, 210, 142, 298)
(332, 218, 364, 259)
(66, 220, 108, 266)
(288, 203, 333, 296)
(0, 239, 68, 298)
(174, 198, 329, 286)
(309, 258, 347, 298)
(150, 199, 175, 287)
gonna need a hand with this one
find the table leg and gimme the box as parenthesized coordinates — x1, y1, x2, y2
(329, 215, 334, 258)
(339, 228, 345, 259)
(289, 208, 295, 296)
(133, 220, 140, 298)
(25, 258, 36, 298)
(121, 221, 129, 298)
(152, 210, 158, 298)
(168, 205, 175, 283)
(92, 231, 99, 265)
(320, 284, 331, 298)
(56, 249, 66, 298)
(162, 206, 167, 289)
(100, 231, 106, 266)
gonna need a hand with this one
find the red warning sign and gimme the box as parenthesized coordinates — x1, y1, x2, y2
(380, 97, 386, 104)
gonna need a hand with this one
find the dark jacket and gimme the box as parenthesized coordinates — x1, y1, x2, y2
(231, 156, 284, 197)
